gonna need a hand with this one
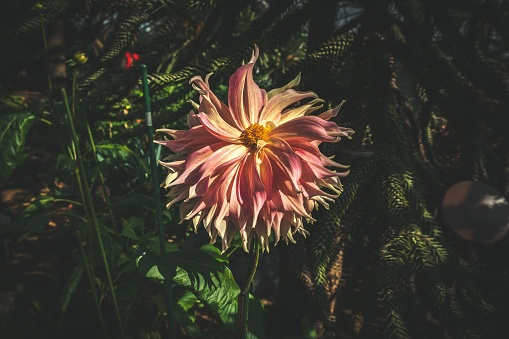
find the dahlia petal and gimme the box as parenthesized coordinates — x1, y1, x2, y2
(155, 128, 187, 139)
(258, 152, 273, 198)
(258, 89, 318, 124)
(187, 111, 201, 127)
(196, 96, 242, 141)
(317, 101, 345, 121)
(294, 148, 345, 180)
(277, 98, 324, 125)
(198, 111, 242, 143)
(170, 143, 222, 186)
(238, 154, 266, 229)
(267, 73, 301, 100)
(271, 115, 346, 143)
(191, 75, 243, 130)
(158, 125, 220, 154)
(228, 46, 266, 127)
(265, 138, 302, 192)
(197, 144, 246, 182)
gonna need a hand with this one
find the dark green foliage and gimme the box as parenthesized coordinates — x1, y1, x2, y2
(0, 112, 35, 183)
(2, 0, 509, 338)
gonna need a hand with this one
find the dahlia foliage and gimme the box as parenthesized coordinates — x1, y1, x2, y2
(156, 47, 354, 252)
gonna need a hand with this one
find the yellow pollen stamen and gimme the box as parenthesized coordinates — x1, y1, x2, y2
(239, 123, 269, 147)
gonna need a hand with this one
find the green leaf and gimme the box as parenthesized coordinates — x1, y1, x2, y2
(177, 289, 198, 312)
(59, 265, 84, 321)
(136, 247, 240, 323)
(200, 243, 229, 263)
(0, 112, 35, 182)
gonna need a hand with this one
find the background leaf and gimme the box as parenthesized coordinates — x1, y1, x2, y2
(0, 112, 35, 182)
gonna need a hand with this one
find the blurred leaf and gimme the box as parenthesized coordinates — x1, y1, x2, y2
(109, 194, 155, 211)
(94, 143, 148, 177)
(59, 264, 84, 322)
(0, 196, 56, 238)
(247, 295, 266, 339)
(0, 212, 53, 239)
(0, 112, 35, 182)
(136, 247, 240, 324)
(122, 216, 145, 230)
(121, 227, 139, 240)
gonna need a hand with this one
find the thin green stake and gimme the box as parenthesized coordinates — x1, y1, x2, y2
(141, 64, 176, 339)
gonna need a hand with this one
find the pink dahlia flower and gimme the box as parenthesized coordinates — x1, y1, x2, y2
(156, 46, 354, 252)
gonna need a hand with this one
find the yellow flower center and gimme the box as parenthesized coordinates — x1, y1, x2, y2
(239, 123, 269, 147)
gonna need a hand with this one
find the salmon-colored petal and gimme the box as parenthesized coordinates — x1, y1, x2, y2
(277, 98, 324, 125)
(238, 154, 266, 229)
(198, 112, 241, 143)
(228, 46, 266, 128)
(265, 138, 302, 192)
(190, 75, 244, 130)
(155, 125, 219, 154)
(271, 115, 347, 143)
(259, 89, 318, 125)
(267, 73, 301, 100)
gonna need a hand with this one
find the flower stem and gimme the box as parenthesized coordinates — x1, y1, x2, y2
(237, 239, 261, 339)
(61, 88, 125, 339)
(140, 64, 176, 338)
(72, 68, 119, 235)
(40, 20, 53, 98)
(76, 231, 109, 339)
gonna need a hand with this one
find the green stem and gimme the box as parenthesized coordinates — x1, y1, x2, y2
(71, 68, 119, 234)
(40, 20, 53, 98)
(236, 239, 261, 339)
(141, 64, 176, 339)
(61, 88, 125, 339)
(76, 231, 109, 339)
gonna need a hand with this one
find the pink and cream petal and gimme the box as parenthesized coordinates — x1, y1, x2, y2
(258, 89, 318, 125)
(228, 47, 266, 127)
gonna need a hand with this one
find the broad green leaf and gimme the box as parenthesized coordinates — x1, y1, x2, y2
(177, 289, 198, 312)
(0, 112, 35, 182)
(136, 247, 240, 323)
(200, 243, 229, 263)
(59, 265, 84, 321)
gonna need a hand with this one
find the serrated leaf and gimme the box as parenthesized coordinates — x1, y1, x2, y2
(0, 112, 35, 182)
(136, 247, 240, 323)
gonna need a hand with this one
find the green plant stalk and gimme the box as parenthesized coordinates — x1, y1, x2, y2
(76, 231, 109, 339)
(61, 88, 125, 339)
(141, 64, 176, 339)
(72, 68, 119, 235)
(40, 20, 53, 97)
(237, 239, 261, 339)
